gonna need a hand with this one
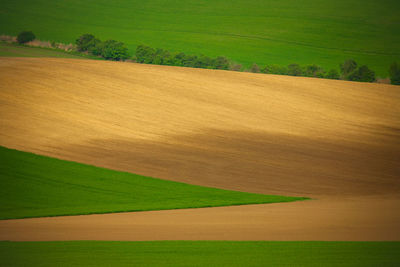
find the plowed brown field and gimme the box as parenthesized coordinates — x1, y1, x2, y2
(0, 57, 399, 240)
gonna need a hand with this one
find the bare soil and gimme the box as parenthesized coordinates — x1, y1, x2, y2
(0, 57, 399, 240)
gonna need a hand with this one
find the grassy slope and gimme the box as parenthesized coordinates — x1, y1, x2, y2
(0, 42, 101, 59)
(0, 146, 304, 219)
(0, 0, 399, 77)
(1, 241, 399, 266)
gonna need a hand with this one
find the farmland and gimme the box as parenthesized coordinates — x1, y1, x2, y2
(1, 0, 399, 76)
(0, 146, 302, 220)
(1, 0, 400, 265)
(0, 57, 399, 243)
(1, 241, 400, 267)
(1, 57, 399, 197)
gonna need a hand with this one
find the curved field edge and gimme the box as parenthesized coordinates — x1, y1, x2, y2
(0, 241, 399, 267)
(0, 146, 307, 220)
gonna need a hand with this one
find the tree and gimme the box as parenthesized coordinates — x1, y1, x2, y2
(194, 55, 213, 68)
(172, 52, 186, 66)
(76, 34, 100, 52)
(389, 62, 400, 85)
(340, 59, 357, 79)
(325, 69, 340, 79)
(90, 41, 104, 56)
(250, 63, 260, 73)
(153, 48, 170, 65)
(17, 31, 35, 44)
(263, 65, 287, 75)
(305, 64, 324, 77)
(230, 64, 242, 71)
(136, 45, 155, 63)
(348, 65, 375, 82)
(100, 40, 129, 61)
(214, 56, 230, 70)
(183, 55, 198, 67)
(287, 64, 302, 76)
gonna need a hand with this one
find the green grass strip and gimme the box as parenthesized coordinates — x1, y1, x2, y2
(0, 241, 399, 266)
(1, 0, 400, 76)
(0, 42, 101, 59)
(0, 146, 306, 219)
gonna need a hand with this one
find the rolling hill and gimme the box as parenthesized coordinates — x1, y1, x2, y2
(0, 57, 399, 241)
(0, 57, 399, 197)
(0, 0, 399, 76)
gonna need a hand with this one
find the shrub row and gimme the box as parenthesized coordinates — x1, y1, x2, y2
(12, 32, 400, 85)
(76, 34, 129, 61)
(134, 44, 378, 83)
(250, 61, 375, 83)
(260, 63, 340, 80)
(136, 45, 231, 70)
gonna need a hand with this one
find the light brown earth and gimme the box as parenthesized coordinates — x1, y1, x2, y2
(0, 57, 399, 241)
(1, 197, 400, 241)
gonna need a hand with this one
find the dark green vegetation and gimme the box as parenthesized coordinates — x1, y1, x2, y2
(0, 146, 305, 219)
(1, 241, 399, 266)
(0, 0, 399, 77)
(76, 34, 129, 61)
(136, 44, 230, 70)
(263, 62, 341, 79)
(0, 42, 100, 59)
(390, 62, 400, 85)
(340, 59, 376, 82)
(134, 44, 373, 81)
(16, 31, 35, 44)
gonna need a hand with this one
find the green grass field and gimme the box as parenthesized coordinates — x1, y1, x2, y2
(1, 241, 399, 266)
(1, 0, 399, 77)
(0, 146, 305, 219)
(0, 42, 101, 59)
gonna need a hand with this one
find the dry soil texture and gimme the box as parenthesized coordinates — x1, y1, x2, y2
(0, 57, 399, 240)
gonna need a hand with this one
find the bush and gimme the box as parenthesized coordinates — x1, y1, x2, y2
(325, 69, 340, 79)
(348, 65, 376, 82)
(250, 63, 260, 73)
(214, 56, 230, 70)
(287, 64, 302, 76)
(17, 31, 35, 44)
(263, 65, 288, 75)
(76, 34, 100, 52)
(183, 55, 198, 67)
(389, 62, 400, 85)
(172, 52, 186, 66)
(153, 48, 171, 65)
(194, 55, 213, 68)
(135, 44, 232, 70)
(340, 59, 357, 79)
(230, 64, 242, 71)
(89, 41, 104, 56)
(100, 40, 129, 61)
(304, 64, 325, 77)
(136, 45, 155, 63)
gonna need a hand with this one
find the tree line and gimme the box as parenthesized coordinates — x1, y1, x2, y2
(13, 31, 400, 85)
(135, 45, 231, 70)
(133, 44, 392, 84)
(75, 34, 129, 61)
